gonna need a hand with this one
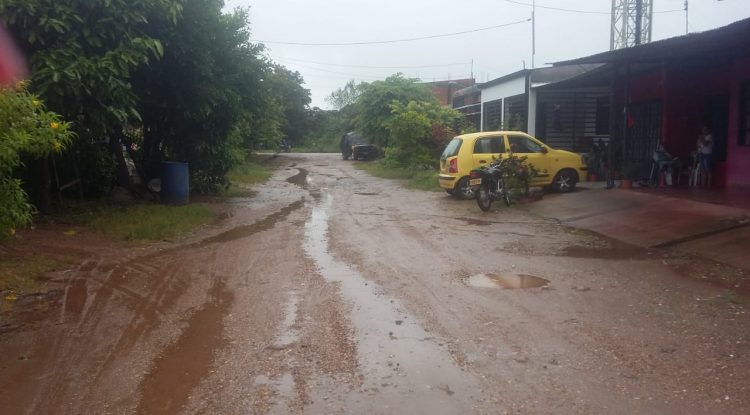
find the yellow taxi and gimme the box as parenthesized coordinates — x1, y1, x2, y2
(439, 131, 587, 198)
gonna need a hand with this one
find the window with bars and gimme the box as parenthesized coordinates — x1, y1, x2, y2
(483, 99, 503, 131)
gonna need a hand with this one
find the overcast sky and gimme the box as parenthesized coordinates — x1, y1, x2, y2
(223, 0, 749, 108)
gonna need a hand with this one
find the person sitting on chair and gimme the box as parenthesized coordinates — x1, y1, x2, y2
(652, 144, 677, 186)
(698, 125, 714, 187)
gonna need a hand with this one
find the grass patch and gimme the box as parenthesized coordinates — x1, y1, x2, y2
(227, 159, 273, 185)
(223, 158, 273, 197)
(0, 254, 76, 294)
(354, 161, 442, 192)
(86, 203, 214, 241)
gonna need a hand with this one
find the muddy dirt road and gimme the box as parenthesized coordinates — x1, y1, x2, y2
(2, 153, 749, 414)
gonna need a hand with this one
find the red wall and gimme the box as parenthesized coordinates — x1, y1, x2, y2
(663, 64, 730, 162)
(615, 60, 750, 186)
(726, 57, 750, 186)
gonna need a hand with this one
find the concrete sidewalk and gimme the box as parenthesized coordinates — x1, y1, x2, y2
(526, 185, 750, 270)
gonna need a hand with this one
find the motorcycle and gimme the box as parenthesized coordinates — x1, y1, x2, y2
(278, 140, 291, 153)
(469, 158, 512, 212)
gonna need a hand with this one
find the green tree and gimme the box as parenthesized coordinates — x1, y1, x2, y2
(353, 74, 435, 147)
(326, 80, 364, 110)
(265, 65, 311, 146)
(132, 1, 264, 192)
(0, 85, 73, 236)
(1, 0, 182, 203)
(384, 100, 464, 168)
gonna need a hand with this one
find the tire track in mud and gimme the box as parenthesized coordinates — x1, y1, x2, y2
(81, 200, 306, 406)
(29, 199, 307, 413)
(135, 277, 234, 415)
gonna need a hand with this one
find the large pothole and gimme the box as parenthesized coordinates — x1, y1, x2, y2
(466, 273, 549, 289)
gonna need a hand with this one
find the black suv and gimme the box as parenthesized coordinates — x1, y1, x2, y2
(340, 132, 378, 161)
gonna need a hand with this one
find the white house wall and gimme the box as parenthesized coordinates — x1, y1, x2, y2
(480, 76, 526, 103)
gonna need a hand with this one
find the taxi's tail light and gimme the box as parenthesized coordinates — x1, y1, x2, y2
(448, 158, 458, 173)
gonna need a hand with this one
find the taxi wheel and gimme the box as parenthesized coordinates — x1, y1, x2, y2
(552, 170, 577, 193)
(455, 177, 476, 200)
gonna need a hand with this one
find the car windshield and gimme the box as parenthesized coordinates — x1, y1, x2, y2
(441, 137, 462, 159)
(347, 133, 368, 145)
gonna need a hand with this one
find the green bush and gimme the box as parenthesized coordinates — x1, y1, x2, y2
(382, 100, 464, 169)
(0, 85, 73, 237)
(77, 141, 117, 197)
(499, 154, 538, 198)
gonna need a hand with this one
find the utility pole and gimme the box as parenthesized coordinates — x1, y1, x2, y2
(531, 0, 536, 68)
(684, 0, 689, 34)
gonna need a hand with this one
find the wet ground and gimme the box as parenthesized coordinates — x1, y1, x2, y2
(1, 153, 749, 414)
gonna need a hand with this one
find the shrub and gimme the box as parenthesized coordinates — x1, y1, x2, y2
(0, 84, 73, 237)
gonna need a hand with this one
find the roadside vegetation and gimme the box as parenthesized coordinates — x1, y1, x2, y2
(0, 255, 76, 296)
(223, 156, 274, 197)
(85, 203, 214, 241)
(0, 0, 309, 237)
(304, 75, 471, 189)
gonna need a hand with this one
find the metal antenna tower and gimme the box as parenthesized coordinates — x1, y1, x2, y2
(610, 0, 653, 50)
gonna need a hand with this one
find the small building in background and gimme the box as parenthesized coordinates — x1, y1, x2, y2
(451, 84, 481, 131)
(423, 78, 475, 106)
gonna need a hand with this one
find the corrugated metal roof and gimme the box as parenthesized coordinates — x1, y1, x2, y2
(477, 69, 531, 89)
(555, 17, 750, 66)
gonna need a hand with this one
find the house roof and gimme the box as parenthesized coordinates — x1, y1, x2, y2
(530, 64, 605, 87)
(478, 69, 530, 89)
(452, 84, 481, 99)
(555, 17, 750, 65)
(421, 78, 475, 88)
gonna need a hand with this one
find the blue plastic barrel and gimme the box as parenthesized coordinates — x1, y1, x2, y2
(161, 161, 189, 205)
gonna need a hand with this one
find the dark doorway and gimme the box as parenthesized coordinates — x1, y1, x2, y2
(704, 95, 728, 162)
(627, 100, 662, 178)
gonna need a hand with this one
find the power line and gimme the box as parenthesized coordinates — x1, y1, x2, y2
(251, 18, 530, 46)
(275, 60, 395, 80)
(500, 0, 683, 15)
(271, 56, 471, 70)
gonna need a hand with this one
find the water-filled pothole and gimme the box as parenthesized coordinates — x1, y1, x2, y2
(466, 273, 549, 289)
(286, 168, 309, 188)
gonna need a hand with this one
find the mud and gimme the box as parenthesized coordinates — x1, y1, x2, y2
(196, 199, 304, 246)
(2, 153, 749, 415)
(136, 279, 233, 414)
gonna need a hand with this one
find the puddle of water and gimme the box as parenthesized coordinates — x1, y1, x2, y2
(354, 192, 379, 196)
(304, 193, 484, 412)
(286, 168, 309, 189)
(467, 273, 549, 289)
(196, 200, 304, 246)
(135, 280, 233, 415)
